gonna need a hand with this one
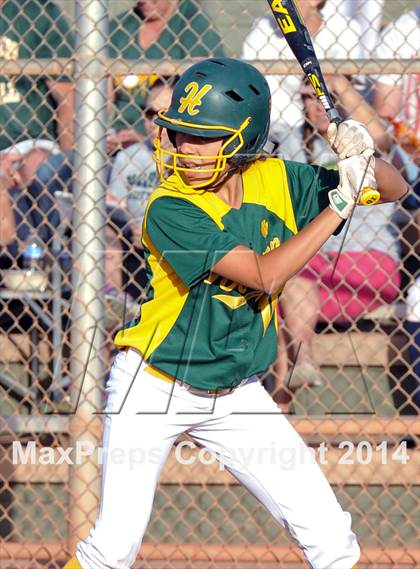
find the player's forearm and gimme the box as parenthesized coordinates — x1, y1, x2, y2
(374, 83, 402, 123)
(48, 81, 75, 151)
(0, 188, 16, 246)
(257, 208, 342, 294)
(375, 158, 408, 202)
(56, 102, 74, 151)
(213, 207, 343, 295)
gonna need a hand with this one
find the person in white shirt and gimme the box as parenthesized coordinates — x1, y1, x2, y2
(241, 0, 362, 162)
(322, 0, 385, 56)
(374, 9, 419, 166)
(374, 10, 419, 413)
(272, 76, 398, 396)
(107, 78, 175, 297)
(108, 79, 175, 244)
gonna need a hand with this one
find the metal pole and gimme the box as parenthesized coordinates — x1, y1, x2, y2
(68, 0, 108, 551)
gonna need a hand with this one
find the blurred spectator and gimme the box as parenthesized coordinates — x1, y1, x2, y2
(373, 10, 419, 411)
(2, 140, 65, 247)
(0, 152, 22, 249)
(108, 78, 175, 244)
(0, 0, 74, 259)
(404, 208, 419, 409)
(242, 0, 362, 162)
(108, 78, 175, 299)
(0, 0, 74, 151)
(302, 75, 390, 164)
(374, 10, 419, 145)
(103, 205, 138, 318)
(107, 0, 225, 152)
(0, 147, 62, 341)
(0, 150, 52, 364)
(272, 78, 399, 392)
(0, 153, 135, 320)
(322, 0, 384, 56)
(0, 146, 58, 266)
(374, 9, 419, 207)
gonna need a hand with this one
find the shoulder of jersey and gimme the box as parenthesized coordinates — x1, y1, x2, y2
(148, 157, 286, 207)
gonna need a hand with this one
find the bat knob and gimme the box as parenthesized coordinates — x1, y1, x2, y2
(360, 187, 380, 205)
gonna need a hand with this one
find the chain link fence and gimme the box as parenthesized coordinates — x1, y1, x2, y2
(0, 0, 418, 567)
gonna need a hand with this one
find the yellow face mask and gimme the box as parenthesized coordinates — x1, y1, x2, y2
(153, 110, 252, 190)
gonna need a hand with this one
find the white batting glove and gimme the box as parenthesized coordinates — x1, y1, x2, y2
(328, 153, 377, 219)
(327, 119, 375, 160)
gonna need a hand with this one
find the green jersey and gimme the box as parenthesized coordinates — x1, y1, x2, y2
(0, 0, 73, 150)
(109, 0, 225, 134)
(114, 158, 339, 390)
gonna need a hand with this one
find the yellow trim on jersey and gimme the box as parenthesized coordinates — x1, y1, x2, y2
(63, 557, 83, 569)
(145, 363, 176, 384)
(242, 158, 298, 236)
(143, 177, 232, 230)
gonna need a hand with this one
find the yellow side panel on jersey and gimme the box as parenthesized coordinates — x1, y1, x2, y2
(114, 232, 189, 359)
(242, 158, 298, 235)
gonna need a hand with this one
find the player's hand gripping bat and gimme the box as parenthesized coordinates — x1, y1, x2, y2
(266, 0, 380, 205)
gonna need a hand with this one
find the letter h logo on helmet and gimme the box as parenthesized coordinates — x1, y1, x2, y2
(178, 82, 213, 116)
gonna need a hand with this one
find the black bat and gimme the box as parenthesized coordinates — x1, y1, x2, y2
(266, 0, 380, 204)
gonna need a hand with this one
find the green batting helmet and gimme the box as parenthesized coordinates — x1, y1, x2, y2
(155, 58, 271, 168)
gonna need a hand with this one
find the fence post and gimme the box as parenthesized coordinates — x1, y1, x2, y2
(68, 0, 108, 551)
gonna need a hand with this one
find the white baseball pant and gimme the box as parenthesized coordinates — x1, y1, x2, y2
(76, 348, 360, 569)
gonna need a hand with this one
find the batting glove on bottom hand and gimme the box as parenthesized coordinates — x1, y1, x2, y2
(327, 119, 375, 160)
(328, 152, 377, 219)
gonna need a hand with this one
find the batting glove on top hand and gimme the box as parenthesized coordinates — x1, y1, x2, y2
(328, 153, 377, 219)
(327, 119, 375, 160)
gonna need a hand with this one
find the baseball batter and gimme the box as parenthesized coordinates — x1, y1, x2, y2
(64, 58, 407, 569)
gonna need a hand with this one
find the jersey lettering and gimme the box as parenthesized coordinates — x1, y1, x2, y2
(178, 82, 213, 116)
(213, 290, 277, 334)
(203, 273, 248, 294)
(204, 272, 278, 334)
(263, 236, 281, 255)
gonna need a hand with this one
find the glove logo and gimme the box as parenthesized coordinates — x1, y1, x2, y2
(329, 189, 347, 212)
(178, 82, 213, 116)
